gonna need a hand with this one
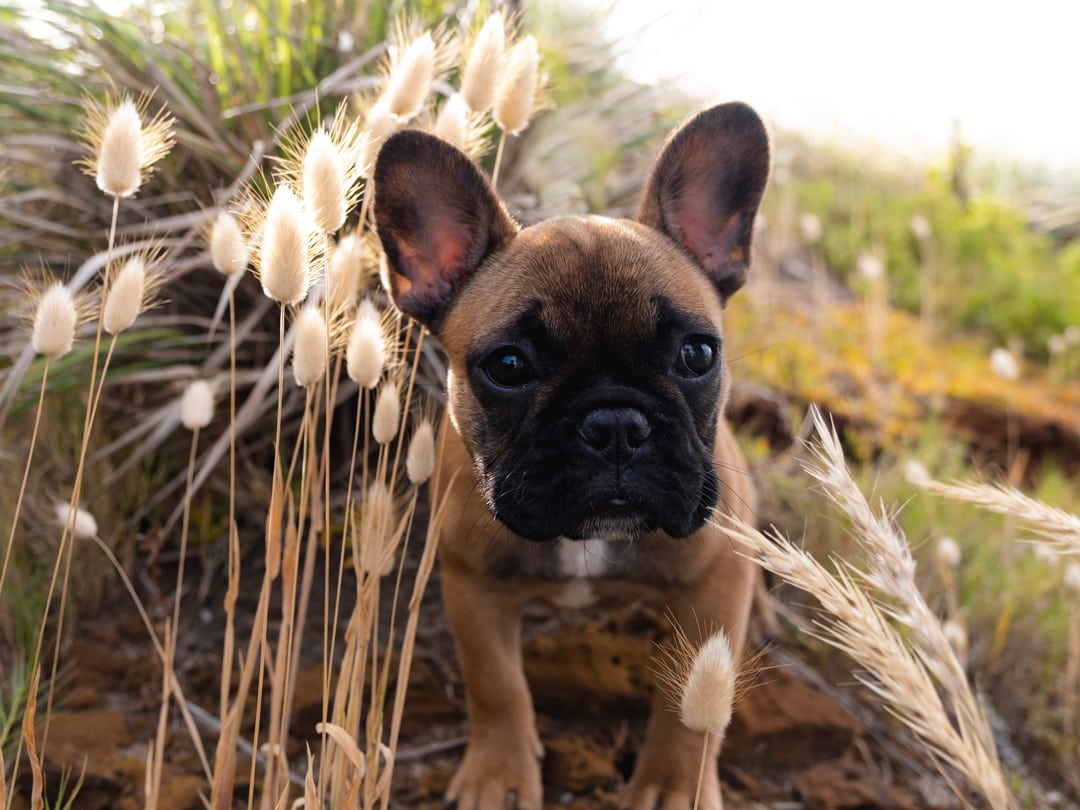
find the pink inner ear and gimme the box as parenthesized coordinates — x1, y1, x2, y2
(679, 212, 720, 272)
(395, 219, 473, 301)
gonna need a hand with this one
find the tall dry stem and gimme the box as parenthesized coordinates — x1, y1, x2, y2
(720, 406, 1013, 810)
(911, 473, 1080, 557)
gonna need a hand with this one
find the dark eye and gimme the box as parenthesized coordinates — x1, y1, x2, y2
(677, 338, 717, 377)
(483, 347, 536, 388)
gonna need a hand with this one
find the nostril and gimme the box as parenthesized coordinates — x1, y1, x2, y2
(579, 413, 613, 450)
(578, 408, 652, 455)
(624, 411, 651, 448)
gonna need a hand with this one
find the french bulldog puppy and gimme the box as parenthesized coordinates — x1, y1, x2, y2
(374, 102, 770, 810)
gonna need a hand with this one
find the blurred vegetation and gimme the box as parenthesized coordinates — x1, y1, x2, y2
(774, 136, 1080, 358)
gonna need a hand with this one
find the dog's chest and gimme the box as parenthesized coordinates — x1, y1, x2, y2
(555, 538, 614, 578)
(543, 539, 613, 609)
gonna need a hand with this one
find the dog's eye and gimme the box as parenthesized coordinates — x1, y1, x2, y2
(676, 338, 716, 377)
(483, 348, 536, 388)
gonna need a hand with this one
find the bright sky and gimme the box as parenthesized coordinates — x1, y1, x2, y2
(596, 0, 1079, 170)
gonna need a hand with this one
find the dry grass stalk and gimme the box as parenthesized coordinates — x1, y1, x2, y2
(722, 511, 1011, 809)
(21, 665, 43, 810)
(491, 33, 540, 186)
(912, 474, 1080, 557)
(2, 280, 86, 601)
(719, 406, 1013, 810)
(381, 468, 454, 810)
(145, 620, 176, 810)
(44, 101, 177, 716)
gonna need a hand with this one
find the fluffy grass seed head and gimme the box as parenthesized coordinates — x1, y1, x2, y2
(910, 214, 932, 241)
(54, 502, 98, 540)
(102, 252, 162, 335)
(78, 93, 175, 198)
(359, 481, 397, 577)
(434, 93, 470, 151)
(372, 379, 401, 445)
(180, 379, 214, 431)
(406, 418, 436, 485)
(461, 11, 505, 114)
(990, 347, 1019, 381)
(493, 35, 540, 136)
(292, 307, 328, 388)
(287, 108, 366, 234)
(257, 184, 314, 306)
(799, 213, 823, 244)
(209, 211, 249, 276)
(31, 282, 78, 360)
(655, 623, 753, 738)
(346, 299, 386, 389)
(1032, 541, 1058, 564)
(857, 253, 885, 282)
(301, 129, 348, 234)
(327, 233, 373, 311)
(942, 619, 969, 663)
(679, 631, 738, 735)
(1065, 561, 1080, 594)
(904, 459, 930, 486)
(358, 99, 399, 178)
(936, 536, 961, 569)
(384, 30, 438, 122)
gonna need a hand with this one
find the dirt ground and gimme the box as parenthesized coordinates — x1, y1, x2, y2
(9, 521, 998, 810)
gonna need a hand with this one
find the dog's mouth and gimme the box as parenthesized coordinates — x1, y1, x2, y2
(490, 470, 717, 543)
(564, 498, 653, 541)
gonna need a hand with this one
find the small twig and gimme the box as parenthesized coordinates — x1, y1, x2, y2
(184, 701, 306, 788)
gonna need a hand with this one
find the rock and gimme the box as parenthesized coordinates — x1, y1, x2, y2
(724, 667, 862, 767)
(42, 709, 133, 774)
(793, 756, 917, 809)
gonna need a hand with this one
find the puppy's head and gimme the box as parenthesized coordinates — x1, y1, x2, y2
(374, 103, 769, 542)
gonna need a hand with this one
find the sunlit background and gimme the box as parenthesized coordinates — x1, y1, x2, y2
(595, 0, 1079, 172)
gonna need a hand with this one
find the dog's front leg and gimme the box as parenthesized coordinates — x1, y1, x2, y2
(442, 563, 543, 810)
(624, 536, 756, 810)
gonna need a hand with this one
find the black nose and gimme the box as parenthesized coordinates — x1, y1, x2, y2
(578, 408, 652, 460)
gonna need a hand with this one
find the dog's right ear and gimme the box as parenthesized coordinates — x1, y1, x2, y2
(373, 131, 518, 332)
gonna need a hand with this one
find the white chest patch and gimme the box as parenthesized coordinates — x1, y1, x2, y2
(555, 538, 613, 579)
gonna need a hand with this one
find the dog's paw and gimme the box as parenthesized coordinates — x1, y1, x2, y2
(446, 737, 543, 810)
(622, 756, 723, 810)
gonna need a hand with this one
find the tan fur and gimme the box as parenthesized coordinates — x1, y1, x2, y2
(430, 218, 757, 810)
(374, 103, 772, 810)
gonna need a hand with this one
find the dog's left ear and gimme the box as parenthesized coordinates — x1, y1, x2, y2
(638, 102, 770, 301)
